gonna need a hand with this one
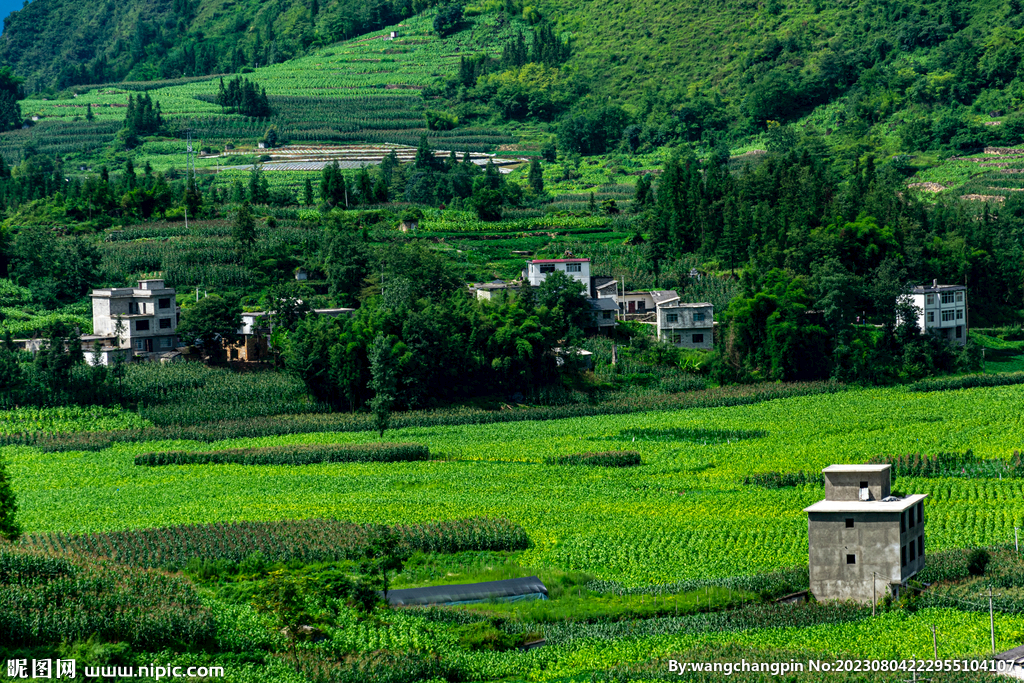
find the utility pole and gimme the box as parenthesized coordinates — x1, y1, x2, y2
(990, 586, 996, 654)
(184, 126, 196, 230)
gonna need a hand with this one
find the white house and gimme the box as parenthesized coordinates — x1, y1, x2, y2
(657, 302, 713, 349)
(525, 258, 591, 288)
(89, 279, 179, 360)
(619, 290, 679, 319)
(907, 280, 967, 346)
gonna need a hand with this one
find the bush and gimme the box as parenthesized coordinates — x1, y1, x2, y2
(134, 442, 429, 466)
(968, 549, 991, 577)
(742, 471, 815, 489)
(545, 450, 641, 467)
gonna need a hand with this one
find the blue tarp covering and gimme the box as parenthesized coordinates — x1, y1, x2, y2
(386, 576, 549, 606)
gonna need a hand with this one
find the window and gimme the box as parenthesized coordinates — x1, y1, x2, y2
(566, 263, 581, 273)
(956, 291, 964, 302)
(135, 320, 150, 331)
(909, 507, 915, 528)
(693, 312, 705, 322)
(846, 554, 856, 565)
(927, 312, 934, 323)
(692, 334, 704, 344)
(845, 518, 854, 529)
(666, 313, 679, 323)
(926, 294, 935, 305)
(637, 301, 646, 311)
(941, 291, 955, 304)
(134, 340, 144, 350)
(859, 481, 868, 489)
(901, 545, 907, 567)
(159, 318, 172, 329)
(128, 302, 139, 315)
(160, 337, 173, 348)
(539, 264, 555, 273)
(942, 310, 955, 322)
(918, 536, 924, 557)
(917, 501, 923, 521)
(159, 298, 171, 309)
(602, 311, 612, 320)
(901, 512, 906, 533)
(956, 309, 963, 320)
(956, 326, 962, 339)
(910, 542, 916, 561)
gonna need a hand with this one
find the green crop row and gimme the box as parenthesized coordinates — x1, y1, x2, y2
(21, 517, 529, 570)
(544, 451, 641, 467)
(135, 442, 429, 466)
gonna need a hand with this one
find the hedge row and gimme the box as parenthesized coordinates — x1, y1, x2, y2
(742, 470, 817, 489)
(907, 371, 1024, 392)
(2, 381, 846, 452)
(545, 451, 641, 467)
(134, 442, 429, 466)
(869, 450, 1024, 478)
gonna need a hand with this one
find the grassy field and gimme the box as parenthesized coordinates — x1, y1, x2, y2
(8, 383, 1024, 588)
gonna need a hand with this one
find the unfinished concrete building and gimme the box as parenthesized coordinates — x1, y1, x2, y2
(804, 464, 926, 605)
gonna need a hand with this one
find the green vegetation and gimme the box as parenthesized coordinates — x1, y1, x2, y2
(134, 441, 430, 466)
(544, 450, 640, 467)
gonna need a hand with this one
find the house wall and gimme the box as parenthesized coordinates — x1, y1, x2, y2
(824, 471, 891, 501)
(911, 288, 967, 346)
(808, 512, 903, 604)
(527, 261, 590, 288)
(658, 305, 713, 349)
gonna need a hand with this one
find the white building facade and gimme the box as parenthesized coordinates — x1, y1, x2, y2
(90, 279, 179, 358)
(525, 258, 591, 288)
(908, 281, 967, 346)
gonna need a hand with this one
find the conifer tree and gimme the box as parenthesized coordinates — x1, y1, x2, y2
(0, 456, 19, 541)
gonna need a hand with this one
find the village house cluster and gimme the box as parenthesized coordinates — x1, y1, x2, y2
(470, 256, 716, 349)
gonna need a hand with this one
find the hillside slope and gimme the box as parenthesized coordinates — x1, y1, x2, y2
(0, 0, 447, 91)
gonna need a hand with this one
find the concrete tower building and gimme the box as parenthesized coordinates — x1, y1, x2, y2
(804, 464, 927, 604)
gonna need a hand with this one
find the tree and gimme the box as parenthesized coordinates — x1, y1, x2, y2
(232, 200, 257, 255)
(0, 330, 23, 404)
(176, 294, 243, 361)
(303, 177, 314, 206)
(536, 270, 590, 336)
(361, 527, 409, 606)
(0, 455, 19, 541)
(527, 159, 544, 194)
(367, 332, 396, 439)
(433, 3, 463, 37)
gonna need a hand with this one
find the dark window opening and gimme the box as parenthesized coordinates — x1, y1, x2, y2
(900, 512, 906, 533)
(910, 542, 916, 562)
(918, 501, 924, 522)
(918, 536, 924, 557)
(909, 507, 915, 528)
(901, 546, 907, 567)
(845, 518, 854, 528)
(159, 318, 171, 329)
(135, 320, 149, 331)
(158, 298, 171, 309)
(539, 264, 555, 273)
(859, 481, 868, 489)
(846, 554, 856, 565)
(692, 334, 704, 344)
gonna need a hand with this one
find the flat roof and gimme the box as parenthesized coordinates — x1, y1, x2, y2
(659, 301, 716, 307)
(804, 494, 927, 514)
(822, 464, 891, 473)
(530, 258, 589, 264)
(911, 284, 966, 293)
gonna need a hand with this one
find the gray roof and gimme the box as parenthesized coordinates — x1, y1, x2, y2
(588, 298, 619, 311)
(911, 284, 966, 294)
(995, 645, 1024, 662)
(651, 290, 680, 306)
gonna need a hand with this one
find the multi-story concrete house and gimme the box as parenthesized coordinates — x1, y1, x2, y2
(804, 464, 927, 605)
(657, 302, 713, 349)
(908, 280, 968, 345)
(89, 279, 179, 361)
